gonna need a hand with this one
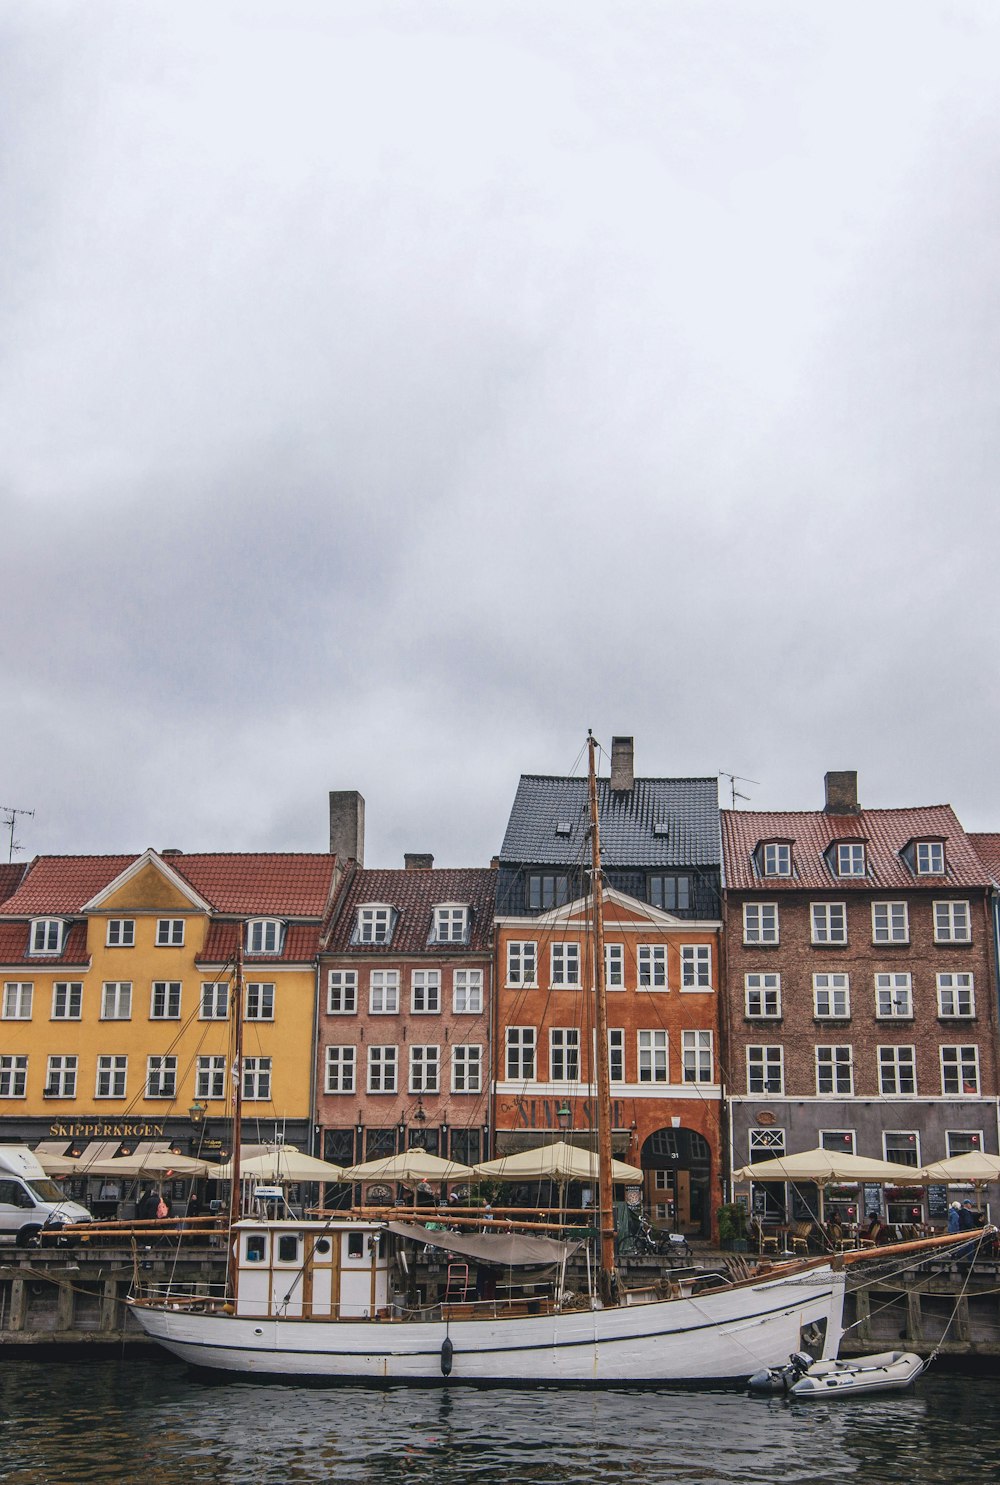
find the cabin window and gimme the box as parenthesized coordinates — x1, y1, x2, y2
(245, 1234, 267, 1263)
(315, 1238, 332, 1256)
(277, 1234, 300, 1263)
(347, 1231, 365, 1259)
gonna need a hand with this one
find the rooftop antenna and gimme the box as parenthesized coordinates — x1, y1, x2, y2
(718, 771, 759, 809)
(0, 804, 34, 862)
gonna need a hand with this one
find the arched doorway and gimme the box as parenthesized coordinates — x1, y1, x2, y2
(641, 1127, 712, 1238)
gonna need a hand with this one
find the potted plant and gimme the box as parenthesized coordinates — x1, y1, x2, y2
(717, 1202, 749, 1251)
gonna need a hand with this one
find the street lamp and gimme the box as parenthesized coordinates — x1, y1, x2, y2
(188, 1101, 207, 1126)
(557, 1102, 572, 1132)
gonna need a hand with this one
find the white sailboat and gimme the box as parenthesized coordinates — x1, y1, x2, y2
(128, 734, 963, 1384)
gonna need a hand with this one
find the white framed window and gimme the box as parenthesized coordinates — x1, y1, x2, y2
(811, 902, 847, 944)
(946, 1131, 984, 1157)
(506, 1027, 536, 1080)
(245, 982, 275, 1021)
(605, 943, 624, 989)
(327, 971, 357, 1015)
(367, 1045, 397, 1093)
(550, 1029, 580, 1081)
(883, 1130, 921, 1168)
(2, 982, 33, 1020)
(0, 1055, 27, 1098)
(680, 944, 712, 989)
(95, 1055, 128, 1099)
(452, 1044, 483, 1093)
(816, 1045, 853, 1095)
(410, 970, 441, 1014)
(356, 905, 393, 944)
(246, 919, 282, 955)
(762, 842, 791, 876)
(638, 1029, 669, 1084)
(243, 1057, 272, 1100)
(325, 1045, 356, 1094)
(608, 1028, 625, 1082)
(743, 903, 778, 944)
(150, 981, 181, 1019)
(433, 905, 469, 943)
(682, 1030, 713, 1083)
(835, 842, 866, 877)
(195, 1056, 227, 1100)
(550, 943, 581, 988)
(941, 1045, 979, 1095)
(745, 973, 781, 1018)
(878, 1045, 916, 1095)
(747, 1045, 783, 1095)
(51, 982, 82, 1020)
(44, 1055, 77, 1098)
(933, 901, 971, 943)
(369, 970, 400, 1014)
(637, 945, 668, 990)
(409, 1044, 440, 1094)
(916, 841, 945, 875)
(506, 941, 537, 987)
(872, 902, 909, 943)
(146, 1056, 177, 1098)
(937, 973, 975, 1018)
(813, 973, 850, 1019)
(106, 919, 135, 947)
(155, 919, 185, 947)
(101, 981, 133, 1020)
(30, 918, 64, 955)
(875, 973, 912, 1019)
(453, 969, 483, 1014)
(200, 981, 229, 1020)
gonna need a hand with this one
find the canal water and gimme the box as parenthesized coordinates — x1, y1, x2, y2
(0, 1354, 997, 1484)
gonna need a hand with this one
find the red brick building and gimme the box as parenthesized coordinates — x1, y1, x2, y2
(721, 772, 1000, 1227)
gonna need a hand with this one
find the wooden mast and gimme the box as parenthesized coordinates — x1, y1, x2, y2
(226, 939, 245, 1300)
(587, 730, 618, 1303)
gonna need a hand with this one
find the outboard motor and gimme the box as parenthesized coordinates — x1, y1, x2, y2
(747, 1351, 814, 1395)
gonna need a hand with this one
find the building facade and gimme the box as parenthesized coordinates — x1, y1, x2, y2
(721, 772, 1000, 1226)
(0, 849, 342, 1161)
(315, 860, 496, 1177)
(492, 737, 724, 1236)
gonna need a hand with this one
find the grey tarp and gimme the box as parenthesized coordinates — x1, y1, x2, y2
(387, 1221, 581, 1267)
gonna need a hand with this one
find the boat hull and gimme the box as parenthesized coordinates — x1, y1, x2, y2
(130, 1267, 843, 1384)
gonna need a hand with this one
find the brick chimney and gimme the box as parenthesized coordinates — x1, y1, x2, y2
(404, 853, 434, 871)
(329, 790, 365, 864)
(610, 736, 635, 793)
(823, 771, 859, 814)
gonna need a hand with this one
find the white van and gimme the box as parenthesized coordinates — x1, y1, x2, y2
(0, 1145, 92, 1244)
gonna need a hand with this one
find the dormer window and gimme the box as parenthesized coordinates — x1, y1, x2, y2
(761, 843, 791, 877)
(246, 919, 283, 955)
(30, 919, 65, 956)
(835, 842, 866, 878)
(915, 841, 945, 875)
(432, 905, 469, 944)
(355, 905, 394, 945)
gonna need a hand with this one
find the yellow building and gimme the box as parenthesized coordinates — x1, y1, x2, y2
(0, 849, 342, 1160)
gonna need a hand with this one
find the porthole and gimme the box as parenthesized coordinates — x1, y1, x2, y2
(315, 1238, 332, 1255)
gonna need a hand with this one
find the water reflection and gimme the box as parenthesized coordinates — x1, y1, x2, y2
(0, 1357, 996, 1484)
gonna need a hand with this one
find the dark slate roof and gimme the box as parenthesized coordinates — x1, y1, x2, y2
(0, 863, 27, 905)
(325, 868, 496, 955)
(499, 776, 721, 869)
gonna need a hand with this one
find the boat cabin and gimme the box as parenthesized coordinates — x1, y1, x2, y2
(234, 1218, 390, 1319)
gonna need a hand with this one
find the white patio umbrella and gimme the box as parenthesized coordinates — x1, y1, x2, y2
(84, 1151, 214, 1178)
(731, 1147, 912, 1184)
(472, 1141, 642, 1184)
(919, 1151, 1000, 1184)
(213, 1149, 346, 1183)
(342, 1150, 475, 1184)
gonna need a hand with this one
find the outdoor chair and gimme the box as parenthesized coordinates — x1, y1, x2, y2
(789, 1221, 813, 1255)
(749, 1218, 779, 1255)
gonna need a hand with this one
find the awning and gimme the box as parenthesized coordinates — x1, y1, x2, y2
(387, 1221, 581, 1267)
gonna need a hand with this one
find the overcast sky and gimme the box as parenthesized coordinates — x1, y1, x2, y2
(3, 1, 1000, 869)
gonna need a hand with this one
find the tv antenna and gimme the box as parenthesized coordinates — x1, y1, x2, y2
(718, 771, 759, 808)
(0, 804, 34, 862)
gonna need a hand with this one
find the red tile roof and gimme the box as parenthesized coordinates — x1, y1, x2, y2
(198, 921, 322, 966)
(325, 868, 496, 954)
(0, 921, 90, 968)
(0, 863, 27, 905)
(969, 833, 1000, 887)
(722, 806, 989, 891)
(0, 853, 339, 918)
